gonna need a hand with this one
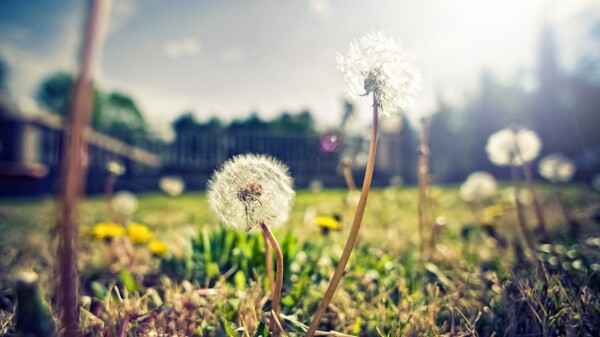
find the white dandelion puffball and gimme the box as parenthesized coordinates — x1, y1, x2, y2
(486, 126, 542, 166)
(113, 191, 138, 215)
(459, 171, 498, 202)
(538, 154, 576, 183)
(309, 179, 324, 193)
(502, 187, 532, 206)
(106, 160, 125, 176)
(336, 29, 422, 117)
(207, 154, 295, 231)
(159, 175, 185, 196)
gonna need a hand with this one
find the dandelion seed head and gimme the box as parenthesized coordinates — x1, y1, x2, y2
(159, 175, 185, 196)
(207, 154, 295, 231)
(113, 190, 138, 215)
(538, 153, 576, 183)
(337, 29, 422, 117)
(107, 160, 125, 176)
(486, 126, 542, 166)
(459, 171, 498, 202)
(502, 187, 533, 206)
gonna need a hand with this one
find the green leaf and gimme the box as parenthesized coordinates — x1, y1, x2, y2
(218, 317, 239, 337)
(119, 268, 139, 292)
(252, 321, 269, 337)
(234, 270, 247, 290)
(90, 281, 108, 299)
(207, 262, 220, 278)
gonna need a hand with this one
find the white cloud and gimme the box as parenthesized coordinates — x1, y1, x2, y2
(164, 37, 201, 59)
(309, 0, 332, 20)
(0, 16, 81, 99)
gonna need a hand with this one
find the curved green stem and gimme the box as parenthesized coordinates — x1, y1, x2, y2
(304, 106, 379, 337)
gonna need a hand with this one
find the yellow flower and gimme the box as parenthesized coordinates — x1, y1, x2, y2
(127, 223, 154, 244)
(482, 204, 505, 225)
(316, 215, 341, 230)
(147, 240, 168, 255)
(91, 223, 126, 239)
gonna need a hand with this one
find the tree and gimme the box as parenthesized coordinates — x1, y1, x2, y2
(36, 72, 148, 143)
(36, 72, 74, 115)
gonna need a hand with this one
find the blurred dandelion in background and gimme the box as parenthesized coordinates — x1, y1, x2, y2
(459, 171, 498, 202)
(159, 175, 185, 196)
(106, 160, 125, 176)
(308, 179, 324, 193)
(502, 187, 533, 206)
(112, 191, 138, 216)
(486, 126, 542, 166)
(538, 153, 576, 183)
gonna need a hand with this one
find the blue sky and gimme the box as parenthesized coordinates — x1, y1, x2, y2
(1, 0, 599, 136)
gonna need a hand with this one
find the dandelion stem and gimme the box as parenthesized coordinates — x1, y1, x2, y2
(522, 163, 566, 273)
(262, 230, 275, 292)
(305, 105, 379, 337)
(417, 118, 433, 251)
(553, 185, 579, 239)
(261, 222, 284, 336)
(510, 163, 538, 257)
(522, 163, 552, 244)
(341, 158, 356, 192)
(105, 176, 118, 224)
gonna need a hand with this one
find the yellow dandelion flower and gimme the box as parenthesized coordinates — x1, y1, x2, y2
(91, 223, 126, 239)
(482, 204, 505, 225)
(127, 223, 154, 244)
(316, 215, 341, 230)
(147, 240, 169, 255)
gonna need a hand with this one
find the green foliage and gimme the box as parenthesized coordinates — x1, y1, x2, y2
(36, 72, 74, 116)
(35, 72, 148, 142)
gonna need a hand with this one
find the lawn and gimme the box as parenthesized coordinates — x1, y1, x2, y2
(1, 185, 600, 336)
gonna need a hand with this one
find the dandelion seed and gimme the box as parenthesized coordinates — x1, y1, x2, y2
(159, 175, 185, 196)
(459, 171, 498, 202)
(207, 154, 295, 231)
(336, 28, 421, 117)
(486, 126, 542, 166)
(538, 153, 576, 183)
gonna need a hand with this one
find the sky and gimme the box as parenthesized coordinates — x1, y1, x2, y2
(1, 0, 599, 137)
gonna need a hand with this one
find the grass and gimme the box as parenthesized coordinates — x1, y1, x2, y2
(1, 184, 600, 336)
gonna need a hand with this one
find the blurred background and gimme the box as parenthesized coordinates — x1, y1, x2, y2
(1, 0, 599, 195)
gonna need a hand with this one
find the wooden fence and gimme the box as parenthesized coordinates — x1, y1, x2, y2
(0, 98, 409, 196)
